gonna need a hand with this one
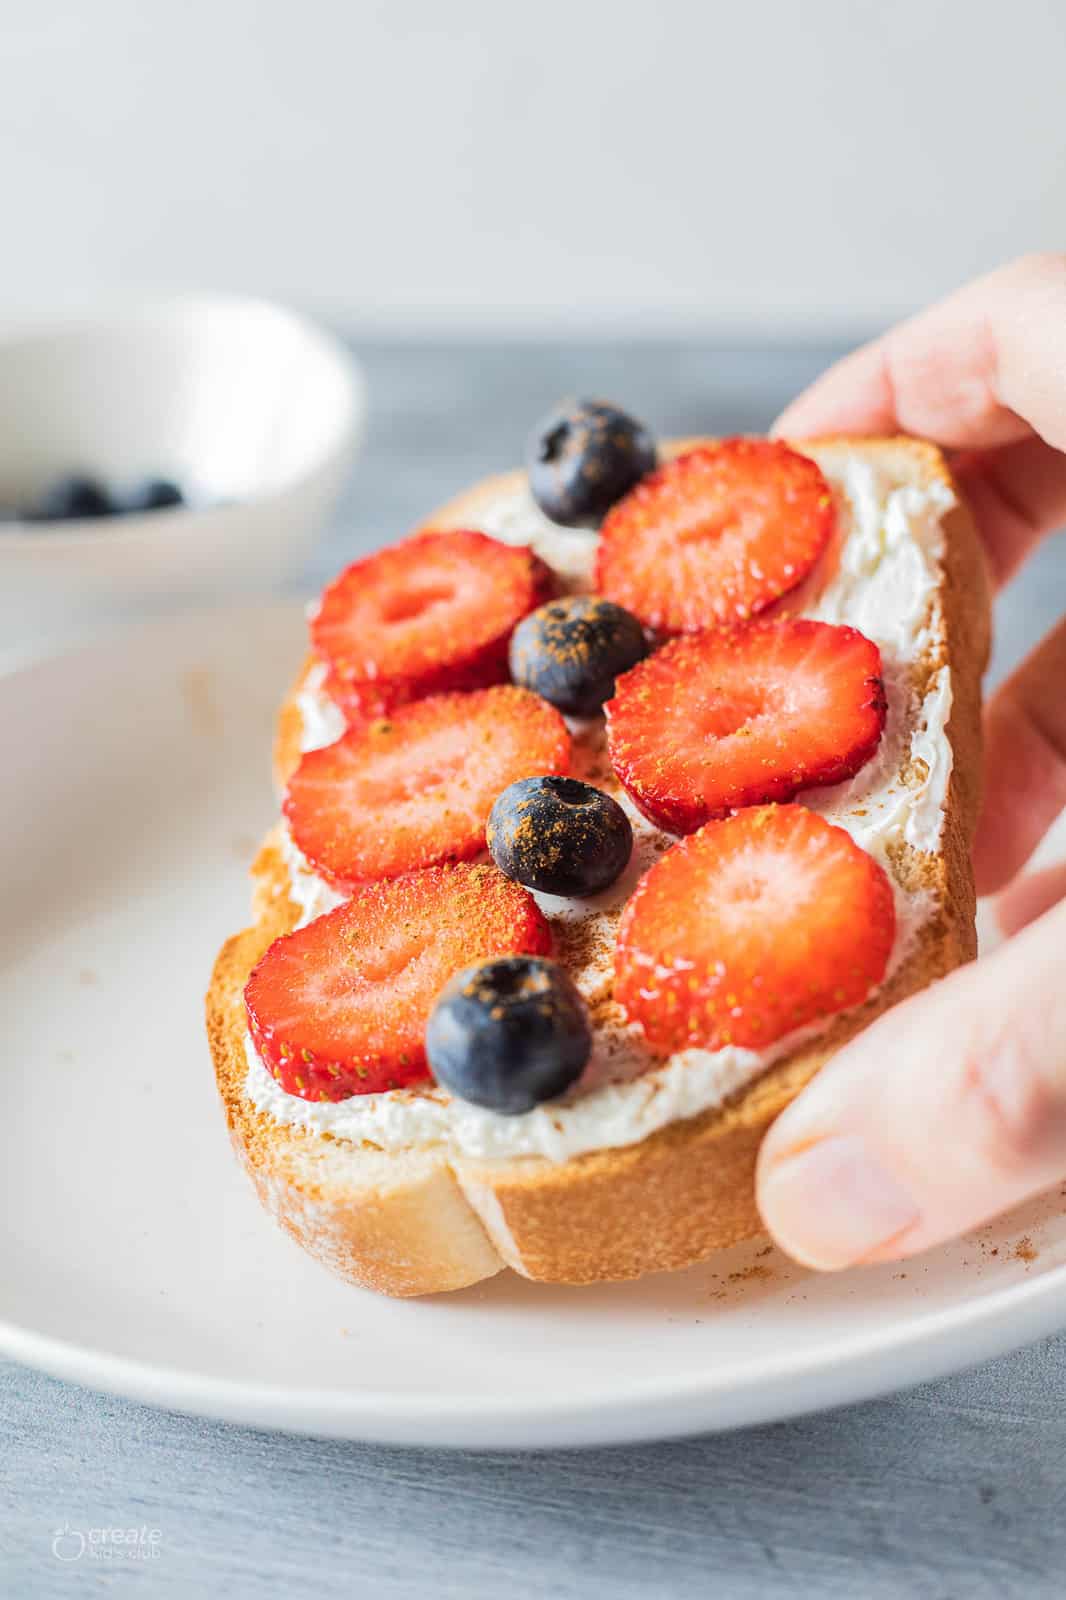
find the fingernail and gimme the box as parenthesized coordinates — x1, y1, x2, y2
(759, 1134, 920, 1270)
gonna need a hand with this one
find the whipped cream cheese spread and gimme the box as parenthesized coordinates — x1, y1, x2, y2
(245, 448, 954, 1163)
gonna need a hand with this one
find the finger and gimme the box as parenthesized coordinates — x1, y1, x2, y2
(996, 862, 1066, 937)
(756, 899, 1066, 1269)
(773, 253, 1066, 455)
(953, 437, 1066, 587)
(972, 613, 1066, 895)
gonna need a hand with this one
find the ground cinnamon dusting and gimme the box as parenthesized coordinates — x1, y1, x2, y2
(727, 1263, 773, 1285)
(552, 913, 624, 1031)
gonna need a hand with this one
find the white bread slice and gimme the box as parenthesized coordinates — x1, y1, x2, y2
(207, 437, 991, 1296)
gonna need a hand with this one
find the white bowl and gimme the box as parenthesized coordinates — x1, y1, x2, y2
(0, 295, 363, 654)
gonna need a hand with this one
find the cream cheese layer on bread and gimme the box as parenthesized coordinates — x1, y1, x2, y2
(244, 447, 955, 1163)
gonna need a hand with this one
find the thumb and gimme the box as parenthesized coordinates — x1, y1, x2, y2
(756, 899, 1066, 1269)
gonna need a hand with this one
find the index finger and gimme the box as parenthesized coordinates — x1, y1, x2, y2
(773, 253, 1066, 452)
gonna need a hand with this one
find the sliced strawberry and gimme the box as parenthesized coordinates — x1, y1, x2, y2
(605, 619, 886, 833)
(595, 439, 835, 633)
(614, 805, 895, 1054)
(283, 684, 571, 888)
(312, 528, 553, 719)
(246, 862, 552, 1100)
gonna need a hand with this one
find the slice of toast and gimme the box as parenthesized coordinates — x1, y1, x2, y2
(207, 437, 991, 1296)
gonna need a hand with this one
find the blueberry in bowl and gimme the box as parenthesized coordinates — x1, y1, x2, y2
(23, 474, 117, 522)
(488, 774, 633, 898)
(526, 399, 656, 528)
(122, 477, 186, 513)
(426, 955, 592, 1114)
(23, 472, 187, 523)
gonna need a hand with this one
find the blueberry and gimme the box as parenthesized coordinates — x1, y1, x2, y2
(527, 399, 657, 528)
(426, 956, 591, 1114)
(25, 474, 115, 522)
(124, 477, 185, 513)
(488, 774, 633, 898)
(509, 594, 648, 716)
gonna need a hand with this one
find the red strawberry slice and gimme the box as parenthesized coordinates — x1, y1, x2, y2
(283, 684, 571, 888)
(614, 805, 895, 1054)
(312, 528, 554, 719)
(246, 862, 552, 1100)
(605, 619, 886, 834)
(595, 439, 835, 633)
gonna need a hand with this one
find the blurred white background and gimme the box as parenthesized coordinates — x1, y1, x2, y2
(2, 0, 1065, 334)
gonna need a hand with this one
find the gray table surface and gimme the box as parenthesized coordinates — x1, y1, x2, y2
(4, 340, 1066, 1598)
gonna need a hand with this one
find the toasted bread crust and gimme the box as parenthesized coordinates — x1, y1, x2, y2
(209, 438, 991, 1295)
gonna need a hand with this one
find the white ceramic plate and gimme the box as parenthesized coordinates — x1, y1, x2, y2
(2, 604, 1065, 1450)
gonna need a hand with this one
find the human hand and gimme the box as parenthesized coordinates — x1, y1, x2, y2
(756, 253, 1066, 1269)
